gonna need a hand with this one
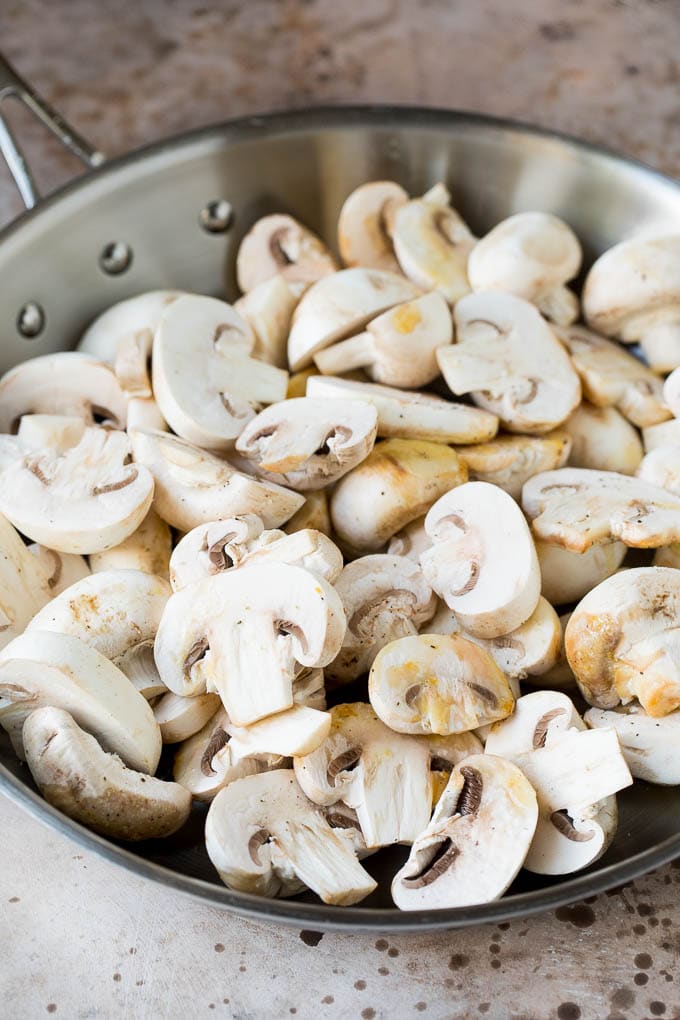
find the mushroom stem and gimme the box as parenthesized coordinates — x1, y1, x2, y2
(537, 285, 579, 327)
(314, 334, 374, 375)
(639, 321, 680, 374)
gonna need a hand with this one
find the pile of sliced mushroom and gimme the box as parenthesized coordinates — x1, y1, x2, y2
(6, 178, 680, 912)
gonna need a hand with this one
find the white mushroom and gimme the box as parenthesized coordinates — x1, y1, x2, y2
(153, 691, 221, 743)
(369, 633, 515, 735)
(454, 431, 571, 501)
(585, 703, 680, 785)
(467, 212, 581, 325)
(224, 703, 331, 758)
(391, 183, 475, 303)
(637, 446, 680, 494)
(129, 429, 304, 531)
(234, 275, 299, 368)
(313, 293, 452, 388)
(26, 544, 91, 596)
(653, 541, 680, 569)
(391, 754, 538, 909)
(526, 612, 578, 692)
(17, 413, 86, 453)
(77, 290, 182, 363)
(235, 397, 377, 490)
(387, 516, 432, 561)
(338, 180, 408, 272)
(643, 418, 680, 453)
(330, 438, 468, 554)
(326, 555, 436, 685)
(664, 364, 680, 418)
(536, 538, 627, 605)
(205, 769, 377, 904)
(563, 403, 643, 475)
(438, 292, 581, 433)
(89, 510, 172, 577)
(125, 395, 168, 433)
(420, 481, 541, 638)
(0, 426, 154, 554)
(285, 489, 331, 537)
(115, 641, 168, 701)
(236, 213, 338, 293)
(23, 707, 191, 840)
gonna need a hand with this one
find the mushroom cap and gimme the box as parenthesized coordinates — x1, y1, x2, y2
(391, 754, 538, 909)
(522, 467, 680, 552)
(369, 633, 515, 735)
(565, 566, 680, 716)
(485, 689, 585, 758)
(643, 418, 680, 453)
(537, 538, 627, 606)
(27, 544, 91, 596)
(23, 707, 191, 841)
(439, 291, 581, 433)
(530, 612, 579, 693)
(387, 516, 432, 561)
(585, 703, 680, 785)
(454, 431, 571, 501)
(77, 290, 182, 362)
(287, 268, 420, 371)
(234, 275, 299, 369)
(0, 352, 129, 431)
(654, 541, 680, 570)
(153, 691, 221, 743)
(235, 213, 338, 293)
(205, 768, 377, 904)
(563, 403, 643, 475)
(420, 481, 541, 638)
(0, 630, 161, 772)
(129, 429, 304, 532)
(637, 446, 680, 495)
(0, 426, 154, 554)
(235, 397, 378, 490)
(337, 180, 408, 272)
(89, 509, 172, 577)
(307, 375, 498, 444)
(285, 489, 331, 537)
(583, 235, 680, 340)
(326, 554, 436, 685)
(523, 795, 618, 876)
(115, 640, 167, 701)
(664, 364, 680, 418)
(330, 438, 468, 554)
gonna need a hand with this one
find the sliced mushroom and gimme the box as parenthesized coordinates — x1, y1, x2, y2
(23, 707, 191, 840)
(467, 211, 581, 325)
(0, 630, 161, 772)
(236, 214, 338, 293)
(524, 612, 578, 692)
(563, 402, 643, 475)
(285, 489, 331, 537)
(637, 446, 680, 495)
(330, 438, 468, 554)
(664, 364, 680, 418)
(77, 290, 182, 363)
(454, 431, 571, 501)
(89, 510, 172, 577)
(287, 268, 420, 371)
(392, 183, 475, 304)
(522, 467, 680, 552)
(154, 563, 345, 725)
(585, 703, 680, 785)
(369, 633, 515, 735)
(125, 395, 167, 433)
(337, 180, 408, 272)
(420, 481, 541, 638)
(423, 731, 485, 804)
(391, 754, 538, 909)
(224, 703, 331, 758)
(286, 367, 320, 400)
(294, 702, 433, 847)
(387, 516, 432, 561)
(153, 691, 221, 743)
(129, 429, 304, 531)
(307, 375, 498, 444)
(205, 768, 376, 904)
(0, 426, 154, 554)
(565, 566, 680, 716)
(234, 275, 299, 368)
(115, 640, 168, 701)
(313, 292, 452, 388)
(643, 418, 680, 453)
(438, 292, 581, 433)
(536, 538, 627, 605)
(555, 323, 670, 427)
(484, 688, 585, 755)
(235, 397, 377, 490)
(326, 554, 436, 685)
(26, 544, 90, 596)
(17, 413, 86, 453)
(583, 234, 680, 372)
(653, 541, 680, 569)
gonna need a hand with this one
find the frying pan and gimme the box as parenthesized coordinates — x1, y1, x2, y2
(1, 53, 679, 932)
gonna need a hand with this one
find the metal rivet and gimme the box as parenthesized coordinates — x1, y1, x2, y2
(17, 301, 45, 339)
(199, 199, 233, 234)
(99, 241, 133, 275)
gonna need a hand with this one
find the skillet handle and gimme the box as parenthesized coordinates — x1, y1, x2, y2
(0, 52, 105, 209)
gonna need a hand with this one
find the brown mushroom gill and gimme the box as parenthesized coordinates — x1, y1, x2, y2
(270, 228, 297, 267)
(449, 561, 480, 597)
(275, 619, 308, 655)
(92, 467, 139, 496)
(550, 809, 595, 842)
(532, 708, 566, 750)
(206, 537, 235, 572)
(349, 590, 417, 639)
(403, 838, 461, 887)
(248, 828, 272, 865)
(26, 459, 51, 485)
(327, 746, 362, 783)
(200, 727, 229, 776)
(465, 682, 497, 708)
(326, 811, 362, 831)
(430, 756, 454, 775)
(493, 636, 525, 655)
(183, 637, 209, 679)
(43, 549, 62, 589)
(456, 765, 483, 816)
(314, 426, 352, 458)
(512, 378, 539, 405)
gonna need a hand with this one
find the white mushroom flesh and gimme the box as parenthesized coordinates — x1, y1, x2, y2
(337, 180, 408, 272)
(454, 431, 571, 501)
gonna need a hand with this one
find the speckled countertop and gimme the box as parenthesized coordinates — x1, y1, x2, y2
(1, 1, 680, 1018)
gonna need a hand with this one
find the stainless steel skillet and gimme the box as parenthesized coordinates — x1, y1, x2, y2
(1, 53, 679, 932)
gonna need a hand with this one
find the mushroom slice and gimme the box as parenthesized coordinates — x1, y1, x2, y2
(563, 403, 643, 475)
(129, 429, 303, 531)
(236, 213, 338, 293)
(153, 691, 221, 744)
(330, 439, 468, 554)
(0, 426, 153, 555)
(285, 489, 331, 537)
(327, 554, 436, 685)
(391, 754, 538, 909)
(585, 703, 680, 785)
(17, 413, 86, 453)
(294, 702, 433, 847)
(654, 542, 680, 569)
(206, 769, 376, 904)
(152, 295, 288, 451)
(536, 538, 627, 606)
(307, 375, 498, 444)
(454, 431, 571, 501)
(338, 180, 408, 272)
(154, 563, 345, 725)
(24, 707, 190, 841)
(0, 630, 161, 772)
(637, 446, 680, 495)
(235, 397, 377, 490)
(531, 612, 578, 693)
(126, 396, 167, 433)
(292, 666, 326, 711)
(313, 293, 452, 388)
(230, 528, 343, 583)
(224, 704, 331, 758)
(77, 290, 182, 362)
(424, 731, 485, 805)
(387, 517, 432, 561)
(234, 275, 299, 368)
(484, 689, 585, 757)
(26, 544, 90, 596)
(643, 418, 680, 454)
(555, 323, 670, 428)
(467, 212, 581, 325)
(115, 640, 167, 701)
(0, 352, 129, 433)
(664, 364, 680, 417)
(369, 634, 515, 735)
(420, 481, 541, 638)
(583, 234, 680, 372)
(287, 268, 420, 371)
(89, 510, 172, 577)
(522, 467, 680, 552)
(565, 566, 680, 716)
(438, 292, 581, 434)
(391, 183, 475, 304)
